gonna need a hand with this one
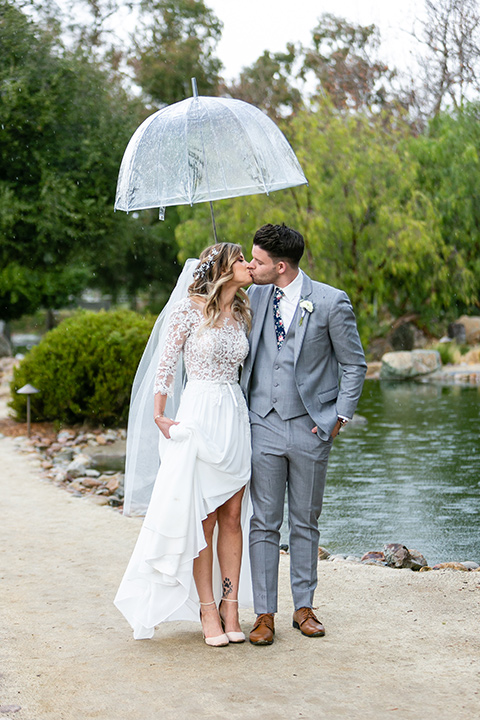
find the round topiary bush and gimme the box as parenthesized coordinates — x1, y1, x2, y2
(9, 309, 155, 426)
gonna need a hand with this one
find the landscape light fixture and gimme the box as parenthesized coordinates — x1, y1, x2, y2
(16, 384, 39, 437)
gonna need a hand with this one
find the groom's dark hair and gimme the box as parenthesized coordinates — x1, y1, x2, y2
(253, 223, 304, 267)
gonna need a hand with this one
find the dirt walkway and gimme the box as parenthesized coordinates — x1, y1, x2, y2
(1, 433, 480, 720)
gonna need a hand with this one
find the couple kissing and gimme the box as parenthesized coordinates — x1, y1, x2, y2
(115, 223, 367, 647)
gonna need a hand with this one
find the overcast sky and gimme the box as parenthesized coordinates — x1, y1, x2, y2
(207, 0, 423, 80)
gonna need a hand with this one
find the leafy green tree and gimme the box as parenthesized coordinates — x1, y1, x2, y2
(411, 103, 480, 311)
(94, 207, 182, 310)
(0, 1, 180, 322)
(288, 107, 474, 334)
(130, 0, 223, 105)
(0, 2, 91, 320)
(222, 47, 304, 121)
(176, 103, 473, 339)
(222, 14, 401, 121)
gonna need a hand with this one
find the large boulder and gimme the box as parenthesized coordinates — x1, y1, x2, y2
(380, 350, 441, 380)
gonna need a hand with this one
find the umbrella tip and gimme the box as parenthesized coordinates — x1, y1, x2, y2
(191, 77, 198, 98)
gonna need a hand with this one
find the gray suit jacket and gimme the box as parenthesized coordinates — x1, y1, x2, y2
(241, 272, 367, 440)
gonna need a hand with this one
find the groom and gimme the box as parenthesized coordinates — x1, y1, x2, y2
(241, 223, 367, 645)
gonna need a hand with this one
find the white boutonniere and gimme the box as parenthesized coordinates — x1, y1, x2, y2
(299, 299, 314, 326)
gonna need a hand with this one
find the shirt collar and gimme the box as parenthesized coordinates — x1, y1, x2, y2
(277, 270, 303, 303)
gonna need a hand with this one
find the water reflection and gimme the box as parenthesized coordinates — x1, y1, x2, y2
(283, 381, 480, 565)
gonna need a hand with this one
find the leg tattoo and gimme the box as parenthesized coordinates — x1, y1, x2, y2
(222, 577, 233, 597)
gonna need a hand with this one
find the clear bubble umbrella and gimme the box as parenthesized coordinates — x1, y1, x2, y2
(114, 79, 307, 240)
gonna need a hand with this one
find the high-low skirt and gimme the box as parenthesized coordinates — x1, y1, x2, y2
(114, 380, 252, 639)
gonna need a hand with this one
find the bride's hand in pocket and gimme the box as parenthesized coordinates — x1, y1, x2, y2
(155, 416, 179, 439)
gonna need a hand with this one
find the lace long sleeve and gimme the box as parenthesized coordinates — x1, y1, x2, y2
(153, 299, 198, 396)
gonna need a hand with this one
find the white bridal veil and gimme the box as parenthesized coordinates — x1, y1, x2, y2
(123, 259, 198, 516)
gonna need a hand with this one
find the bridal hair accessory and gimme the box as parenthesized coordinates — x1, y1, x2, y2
(299, 299, 314, 326)
(193, 247, 220, 279)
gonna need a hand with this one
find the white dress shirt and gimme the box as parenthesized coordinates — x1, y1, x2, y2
(275, 270, 303, 333)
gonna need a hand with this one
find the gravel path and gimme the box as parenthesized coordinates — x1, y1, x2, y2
(1, 432, 480, 720)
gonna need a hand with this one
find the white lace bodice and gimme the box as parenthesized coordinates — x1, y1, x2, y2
(154, 297, 249, 396)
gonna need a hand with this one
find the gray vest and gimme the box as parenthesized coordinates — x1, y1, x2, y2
(249, 300, 306, 420)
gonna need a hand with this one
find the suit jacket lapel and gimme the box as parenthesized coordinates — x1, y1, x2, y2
(294, 273, 313, 363)
(249, 285, 274, 364)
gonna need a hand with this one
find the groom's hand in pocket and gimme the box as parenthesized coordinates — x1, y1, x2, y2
(311, 420, 342, 439)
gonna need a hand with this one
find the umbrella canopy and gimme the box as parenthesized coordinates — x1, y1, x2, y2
(114, 90, 307, 219)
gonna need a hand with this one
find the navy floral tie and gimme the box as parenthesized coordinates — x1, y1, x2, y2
(273, 287, 286, 350)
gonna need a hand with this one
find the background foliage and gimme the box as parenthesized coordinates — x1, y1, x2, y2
(1, 0, 480, 353)
(9, 309, 155, 425)
(0, 1, 181, 323)
(175, 102, 478, 340)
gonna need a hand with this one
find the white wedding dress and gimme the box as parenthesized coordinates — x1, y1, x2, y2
(114, 297, 252, 639)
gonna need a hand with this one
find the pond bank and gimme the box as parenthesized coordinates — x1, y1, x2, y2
(2, 355, 479, 569)
(3, 418, 479, 570)
(366, 359, 480, 385)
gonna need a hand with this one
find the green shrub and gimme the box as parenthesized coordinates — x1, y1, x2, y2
(9, 309, 155, 426)
(434, 342, 457, 366)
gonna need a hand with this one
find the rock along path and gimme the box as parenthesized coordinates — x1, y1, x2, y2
(1, 433, 480, 720)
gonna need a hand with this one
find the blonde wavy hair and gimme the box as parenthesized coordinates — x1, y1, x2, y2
(188, 243, 252, 332)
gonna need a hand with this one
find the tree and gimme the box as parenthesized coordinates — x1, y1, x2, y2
(300, 13, 398, 113)
(175, 103, 473, 339)
(60, 0, 123, 52)
(93, 207, 182, 310)
(129, 0, 223, 105)
(222, 14, 402, 121)
(0, 1, 180, 323)
(289, 106, 475, 334)
(410, 0, 480, 119)
(410, 102, 480, 310)
(0, 2, 92, 320)
(221, 47, 304, 121)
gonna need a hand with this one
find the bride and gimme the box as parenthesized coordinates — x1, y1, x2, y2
(114, 243, 253, 646)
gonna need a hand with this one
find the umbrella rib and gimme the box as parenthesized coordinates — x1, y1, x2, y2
(119, 110, 161, 212)
(154, 107, 174, 207)
(184, 100, 195, 205)
(205, 102, 229, 195)
(122, 128, 144, 213)
(197, 99, 216, 203)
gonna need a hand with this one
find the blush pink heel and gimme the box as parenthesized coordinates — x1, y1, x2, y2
(199, 601, 229, 647)
(219, 598, 246, 643)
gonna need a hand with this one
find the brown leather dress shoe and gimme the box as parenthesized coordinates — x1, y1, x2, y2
(292, 608, 326, 637)
(249, 613, 275, 645)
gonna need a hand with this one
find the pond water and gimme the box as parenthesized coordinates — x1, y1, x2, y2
(283, 380, 480, 566)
